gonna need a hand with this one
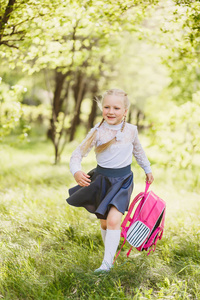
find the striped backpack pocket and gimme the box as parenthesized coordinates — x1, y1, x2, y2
(126, 221, 150, 247)
(114, 182, 166, 263)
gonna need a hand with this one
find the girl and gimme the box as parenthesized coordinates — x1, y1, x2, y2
(66, 88, 154, 272)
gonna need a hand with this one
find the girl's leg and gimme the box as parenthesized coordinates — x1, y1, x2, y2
(100, 219, 107, 244)
(95, 206, 122, 272)
(106, 206, 123, 230)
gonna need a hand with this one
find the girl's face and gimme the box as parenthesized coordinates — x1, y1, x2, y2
(102, 95, 128, 125)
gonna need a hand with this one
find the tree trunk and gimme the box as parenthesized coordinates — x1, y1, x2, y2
(48, 70, 67, 141)
(128, 106, 132, 124)
(53, 71, 67, 118)
(88, 81, 98, 129)
(136, 109, 144, 129)
(47, 69, 71, 164)
(69, 75, 86, 141)
(72, 71, 87, 126)
(136, 110, 141, 127)
(88, 99, 97, 130)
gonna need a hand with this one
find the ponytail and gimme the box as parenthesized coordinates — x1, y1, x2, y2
(81, 118, 104, 155)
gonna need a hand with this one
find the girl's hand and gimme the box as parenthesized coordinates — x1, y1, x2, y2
(146, 173, 154, 184)
(74, 171, 91, 187)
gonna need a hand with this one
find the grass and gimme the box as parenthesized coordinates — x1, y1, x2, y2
(0, 135, 200, 299)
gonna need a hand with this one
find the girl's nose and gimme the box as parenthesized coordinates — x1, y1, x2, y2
(108, 108, 114, 114)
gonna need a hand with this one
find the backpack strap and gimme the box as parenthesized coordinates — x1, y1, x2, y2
(145, 227, 161, 250)
(145, 207, 166, 255)
(146, 227, 163, 255)
(121, 182, 150, 231)
(112, 238, 127, 264)
(160, 206, 166, 231)
(121, 193, 144, 229)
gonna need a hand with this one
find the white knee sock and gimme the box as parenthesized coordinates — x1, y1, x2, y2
(95, 229, 121, 271)
(100, 227, 106, 245)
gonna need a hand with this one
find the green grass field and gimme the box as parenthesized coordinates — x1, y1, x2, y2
(0, 136, 200, 299)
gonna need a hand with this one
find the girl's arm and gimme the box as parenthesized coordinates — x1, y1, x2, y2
(69, 125, 98, 185)
(132, 127, 154, 183)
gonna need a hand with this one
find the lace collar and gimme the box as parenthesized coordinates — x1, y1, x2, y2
(104, 121, 123, 131)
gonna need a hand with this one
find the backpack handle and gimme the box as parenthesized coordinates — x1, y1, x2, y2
(144, 182, 151, 196)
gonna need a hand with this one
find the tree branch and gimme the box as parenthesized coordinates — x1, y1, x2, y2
(3, 30, 25, 36)
(0, 0, 16, 41)
(0, 40, 19, 48)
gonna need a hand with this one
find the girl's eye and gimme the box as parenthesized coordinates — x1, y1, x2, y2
(104, 106, 109, 109)
(115, 107, 120, 110)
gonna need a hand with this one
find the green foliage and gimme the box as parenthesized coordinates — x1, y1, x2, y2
(108, 34, 170, 117)
(147, 90, 200, 172)
(0, 77, 30, 140)
(0, 0, 148, 72)
(157, 1, 200, 103)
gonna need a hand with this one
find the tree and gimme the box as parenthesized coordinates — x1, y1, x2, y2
(0, 0, 161, 162)
(138, 0, 200, 170)
(0, 0, 53, 140)
(155, 0, 200, 103)
(17, 0, 154, 163)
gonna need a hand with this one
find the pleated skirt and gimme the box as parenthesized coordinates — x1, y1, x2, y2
(66, 165, 134, 220)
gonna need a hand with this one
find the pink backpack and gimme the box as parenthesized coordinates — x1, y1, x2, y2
(114, 183, 166, 262)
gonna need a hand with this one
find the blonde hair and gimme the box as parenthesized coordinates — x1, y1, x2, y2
(81, 89, 129, 155)
(99, 88, 130, 111)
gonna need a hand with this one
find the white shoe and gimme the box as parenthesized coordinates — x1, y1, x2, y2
(94, 261, 112, 273)
(94, 267, 110, 273)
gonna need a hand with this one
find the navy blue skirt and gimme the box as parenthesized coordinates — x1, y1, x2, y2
(66, 165, 134, 220)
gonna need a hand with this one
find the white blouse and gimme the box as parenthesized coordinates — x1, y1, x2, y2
(69, 121, 152, 176)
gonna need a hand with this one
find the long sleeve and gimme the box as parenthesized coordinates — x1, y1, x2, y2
(69, 125, 98, 176)
(132, 128, 152, 174)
